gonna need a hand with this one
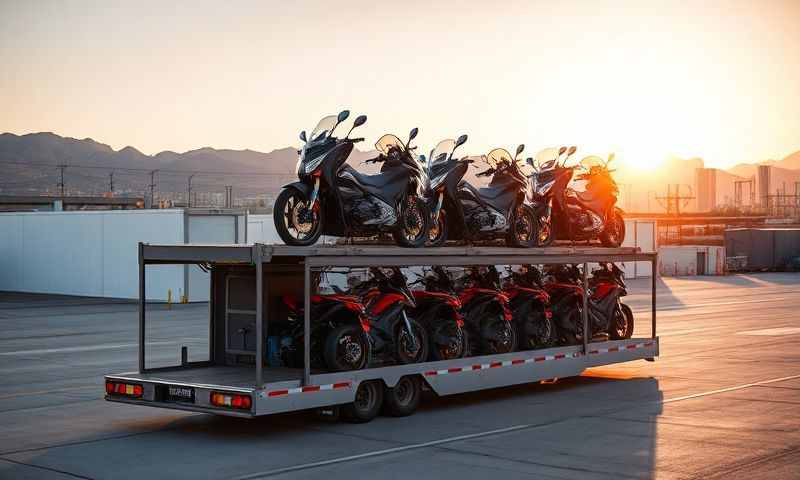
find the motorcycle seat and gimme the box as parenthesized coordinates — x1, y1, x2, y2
(569, 189, 608, 215)
(340, 164, 390, 189)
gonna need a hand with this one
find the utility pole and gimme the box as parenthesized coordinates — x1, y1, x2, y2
(187, 173, 197, 208)
(148, 170, 158, 208)
(108, 172, 114, 194)
(225, 185, 233, 208)
(655, 184, 695, 216)
(57, 164, 68, 197)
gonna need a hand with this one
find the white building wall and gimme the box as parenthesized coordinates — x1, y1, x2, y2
(659, 245, 725, 276)
(0, 210, 186, 300)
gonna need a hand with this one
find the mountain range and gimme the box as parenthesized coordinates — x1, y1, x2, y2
(1, 132, 798, 206)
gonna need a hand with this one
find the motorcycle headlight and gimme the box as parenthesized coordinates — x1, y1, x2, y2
(533, 178, 555, 196)
(303, 152, 326, 174)
(429, 173, 447, 192)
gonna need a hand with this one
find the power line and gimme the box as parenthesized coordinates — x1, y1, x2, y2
(0, 160, 291, 177)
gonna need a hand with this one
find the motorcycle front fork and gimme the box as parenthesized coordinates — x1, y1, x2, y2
(308, 177, 320, 210)
(401, 310, 418, 350)
(432, 191, 444, 223)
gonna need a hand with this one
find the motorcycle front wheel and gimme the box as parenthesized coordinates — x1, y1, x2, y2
(609, 303, 634, 339)
(393, 197, 430, 248)
(522, 311, 557, 349)
(394, 318, 429, 364)
(506, 205, 537, 248)
(427, 207, 448, 247)
(536, 211, 555, 247)
(274, 188, 324, 246)
(481, 316, 518, 354)
(600, 210, 625, 247)
(430, 322, 468, 360)
(323, 324, 370, 372)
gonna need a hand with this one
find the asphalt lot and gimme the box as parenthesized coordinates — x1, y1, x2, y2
(0, 273, 798, 480)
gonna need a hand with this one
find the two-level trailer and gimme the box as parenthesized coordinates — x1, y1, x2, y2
(104, 243, 658, 420)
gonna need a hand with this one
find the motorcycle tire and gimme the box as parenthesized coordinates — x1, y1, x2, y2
(536, 212, 555, 247)
(523, 311, 557, 349)
(274, 188, 324, 246)
(395, 318, 430, 364)
(506, 205, 537, 248)
(480, 316, 518, 354)
(600, 210, 625, 248)
(427, 207, 448, 247)
(559, 309, 583, 346)
(430, 324, 468, 361)
(393, 197, 430, 248)
(342, 380, 384, 423)
(610, 303, 635, 339)
(323, 324, 370, 372)
(382, 375, 422, 417)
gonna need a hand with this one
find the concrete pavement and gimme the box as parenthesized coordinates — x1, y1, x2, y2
(0, 273, 798, 479)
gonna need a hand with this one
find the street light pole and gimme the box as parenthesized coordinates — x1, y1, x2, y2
(187, 173, 197, 208)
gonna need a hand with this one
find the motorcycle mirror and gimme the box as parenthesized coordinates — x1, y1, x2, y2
(330, 110, 350, 137)
(344, 115, 367, 139)
(558, 146, 567, 156)
(607, 152, 615, 165)
(418, 154, 426, 164)
(515, 144, 525, 159)
(299, 130, 307, 143)
(408, 127, 419, 143)
(455, 134, 468, 149)
(568, 146, 577, 156)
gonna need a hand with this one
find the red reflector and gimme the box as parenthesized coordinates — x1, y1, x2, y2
(231, 396, 243, 408)
(133, 385, 143, 397)
(241, 396, 252, 409)
(105, 382, 115, 394)
(115, 383, 126, 394)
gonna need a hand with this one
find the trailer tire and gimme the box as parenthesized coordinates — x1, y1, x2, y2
(383, 376, 421, 417)
(342, 380, 383, 423)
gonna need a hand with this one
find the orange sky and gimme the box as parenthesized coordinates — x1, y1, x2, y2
(1, 0, 798, 170)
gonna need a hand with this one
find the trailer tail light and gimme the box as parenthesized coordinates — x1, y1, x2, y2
(105, 381, 143, 398)
(210, 392, 252, 410)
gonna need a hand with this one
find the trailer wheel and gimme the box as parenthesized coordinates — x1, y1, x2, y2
(383, 376, 421, 417)
(324, 324, 370, 372)
(342, 381, 383, 423)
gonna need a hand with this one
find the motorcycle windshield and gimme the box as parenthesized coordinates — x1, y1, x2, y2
(430, 139, 456, 166)
(486, 148, 513, 168)
(309, 115, 338, 142)
(580, 155, 605, 170)
(534, 148, 560, 172)
(375, 134, 405, 155)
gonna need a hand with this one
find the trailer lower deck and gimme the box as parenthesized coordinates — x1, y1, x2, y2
(105, 243, 659, 418)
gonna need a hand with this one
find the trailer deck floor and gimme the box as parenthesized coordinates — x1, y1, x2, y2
(116, 365, 303, 389)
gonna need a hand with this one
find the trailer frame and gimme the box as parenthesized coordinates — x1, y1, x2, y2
(106, 243, 658, 417)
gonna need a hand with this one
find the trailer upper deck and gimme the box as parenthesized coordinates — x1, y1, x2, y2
(141, 243, 656, 266)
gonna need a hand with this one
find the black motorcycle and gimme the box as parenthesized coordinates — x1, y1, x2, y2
(431, 144, 537, 247)
(409, 266, 469, 360)
(422, 135, 468, 246)
(274, 110, 429, 247)
(502, 265, 557, 349)
(528, 147, 625, 247)
(456, 265, 518, 354)
(352, 268, 430, 366)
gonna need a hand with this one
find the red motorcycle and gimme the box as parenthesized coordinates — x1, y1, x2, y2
(503, 265, 557, 349)
(352, 268, 430, 366)
(409, 266, 469, 360)
(588, 263, 634, 339)
(280, 291, 371, 372)
(456, 265, 517, 354)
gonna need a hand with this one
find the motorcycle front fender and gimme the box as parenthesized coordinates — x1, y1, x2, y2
(281, 180, 313, 199)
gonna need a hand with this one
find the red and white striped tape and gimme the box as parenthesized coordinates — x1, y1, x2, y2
(262, 341, 655, 397)
(424, 351, 581, 377)
(265, 381, 351, 398)
(588, 341, 655, 355)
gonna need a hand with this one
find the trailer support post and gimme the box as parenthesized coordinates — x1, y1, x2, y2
(138, 242, 146, 373)
(582, 262, 589, 354)
(651, 256, 657, 338)
(303, 262, 311, 386)
(255, 245, 264, 387)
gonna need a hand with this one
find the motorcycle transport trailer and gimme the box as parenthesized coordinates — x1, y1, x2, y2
(104, 243, 658, 419)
